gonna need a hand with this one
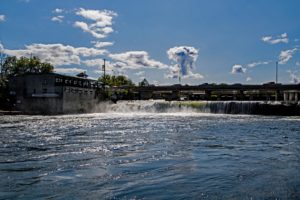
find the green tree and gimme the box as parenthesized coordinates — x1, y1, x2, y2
(2, 56, 54, 77)
(98, 74, 135, 87)
(0, 56, 54, 109)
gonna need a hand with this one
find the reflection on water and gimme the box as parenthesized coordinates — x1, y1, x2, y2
(0, 113, 300, 199)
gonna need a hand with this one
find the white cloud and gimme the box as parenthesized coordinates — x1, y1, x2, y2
(167, 46, 198, 76)
(153, 80, 159, 86)
(165, 66, 204, 80)
(74, 8, 117, 39)
(92, 41, 114, 48)
(109, 51, 168, 69)
(296, 61, 300, 67)
(247, 61, 270, 68)
(287, 70, 300, 84)
(82, 58, 114, 69)
(2, 43, 107, 66)
(54, 67, 84, 74)
(135, 71, 145, 76)
(246, 77, 252, 82)
(0, 15, 5, 22)
(51, 15, 64, 23)
(53, 8, 64, 14)
(278, 48, 298, 64)
(183, 72, 204, 79)
(261, 33, 289, 44)
(231, 64, 246, 74)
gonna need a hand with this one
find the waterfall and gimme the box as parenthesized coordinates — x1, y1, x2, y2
(93, 100, 300, 115)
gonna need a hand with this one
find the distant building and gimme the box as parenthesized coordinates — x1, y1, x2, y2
(9, 73, 102, 114)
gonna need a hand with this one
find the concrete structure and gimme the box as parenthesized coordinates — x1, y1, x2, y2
(9, 73, 102, 114)
(118, 83, 300, 103)
(283, 90, 300, 104)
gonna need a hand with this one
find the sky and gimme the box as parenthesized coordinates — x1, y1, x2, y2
(1, 0, 300, 85)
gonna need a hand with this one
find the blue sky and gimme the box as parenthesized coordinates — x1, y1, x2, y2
(1, 0, 300, 85)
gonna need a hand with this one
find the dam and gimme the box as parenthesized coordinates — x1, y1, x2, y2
(7, 73, 300, 115)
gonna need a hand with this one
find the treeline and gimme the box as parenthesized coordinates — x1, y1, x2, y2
(1, 56, 54, 77)
(0, 56, 54, 109)
(98, 74, 135, 87)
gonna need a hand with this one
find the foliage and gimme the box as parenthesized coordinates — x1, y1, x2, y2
(98, 74, 135, 87)
(1, 56, 54, 77)
(0, 56, 54, 109)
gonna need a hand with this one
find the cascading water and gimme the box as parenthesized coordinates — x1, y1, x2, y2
(93, 100, 300, 115)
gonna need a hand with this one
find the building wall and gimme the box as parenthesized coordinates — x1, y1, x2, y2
(62, 86, 98, 113)
(21, 98, 63, 114)
(9, 73, 101, 114)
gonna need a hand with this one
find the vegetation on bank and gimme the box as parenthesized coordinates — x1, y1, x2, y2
(98, 74, 135, 87)
(97, 74, 135, 100)
(0, 56, 54, 109)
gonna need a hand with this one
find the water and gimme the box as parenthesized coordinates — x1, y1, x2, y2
(1, 110, 300, 199)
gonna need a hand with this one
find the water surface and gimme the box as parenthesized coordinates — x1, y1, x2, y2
(0, 113, 300, 199)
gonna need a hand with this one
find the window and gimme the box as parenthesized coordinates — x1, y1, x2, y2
(43, 88, 47, 93)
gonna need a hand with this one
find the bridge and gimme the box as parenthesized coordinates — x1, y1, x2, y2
(113, 83, 300, 103)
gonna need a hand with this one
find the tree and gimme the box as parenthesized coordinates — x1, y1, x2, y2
(0, 56, 54, 109)
(2, 56, 54, 77)
(98, 74, 135, 87)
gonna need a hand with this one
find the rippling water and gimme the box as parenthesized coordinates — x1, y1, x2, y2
(1, 113, 300, 199)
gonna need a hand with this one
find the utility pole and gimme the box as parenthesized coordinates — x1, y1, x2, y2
(275, 61, 279, 101)
(102, 59, 106, 87)
(276, 61, 278, 84)
(0, 51, 6, 78)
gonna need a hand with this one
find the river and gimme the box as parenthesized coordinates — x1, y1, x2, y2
(1, 109, 300, 199)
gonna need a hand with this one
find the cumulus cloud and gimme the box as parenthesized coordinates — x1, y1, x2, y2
(51, 15, 64, 23)
(54, 67, 84, 74)
(0, 15, 5, 22)
(135, 71, 145, 76)
(53, 8, 64, 14)
(246, 77, 252, 82)
(108, 51, 168, 69)
(247, 60, 271, 68)
(231, 64, 246, 74)
(278, 48, 298, 64)
(184, 72, 204, 79)
(167, 46, 198, 77)
(261, 33, 289, 44)
(74, 8, 117, 39)
(287, 70, 300, 84)
(2, 43, 107, 66)
(81, 58, 113, 69)
(92, 41, 114, 48)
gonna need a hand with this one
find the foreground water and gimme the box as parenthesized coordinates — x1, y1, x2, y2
(0, 112, 300, 199)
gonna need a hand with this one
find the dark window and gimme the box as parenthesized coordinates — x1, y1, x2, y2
(43, 88, 47, 93)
